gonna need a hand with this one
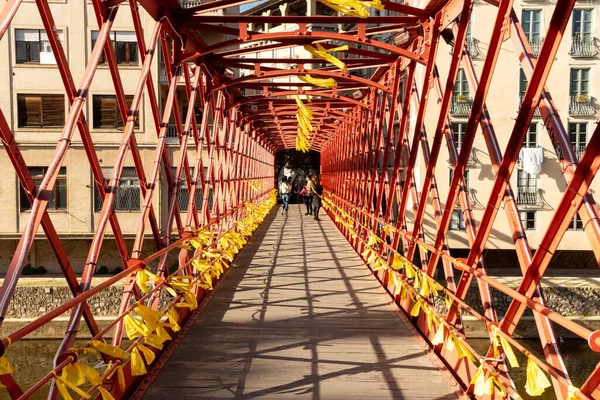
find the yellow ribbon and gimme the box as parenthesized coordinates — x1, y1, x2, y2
(470, 365, 487, 396)
(304, 44, 348, 70)
(124, 315, 152, 340)
(566, 385, 580, 400)
(130, 347, 147, 376)
(53, 371, 91, 400)
(167, 308, 181, 332)
(391, 253, 405, 271)
(524, 358, 551, 396)
(0, 355, 15, 375)
(87, 340, 130, 360)
(298, 74, 337, 88)
(431, 324, 445, 345)
(135, 304, 164, 332)
(97, 387, 116, 400)
(104, 362, 125, 392)
(135, 268, 160, 293)
(491, 326, 519, 368)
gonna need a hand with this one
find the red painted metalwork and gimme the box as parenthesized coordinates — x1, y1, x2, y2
(2, 0, 600, 398)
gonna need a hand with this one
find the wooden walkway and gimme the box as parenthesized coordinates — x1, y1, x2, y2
(142, 204, 459, 399)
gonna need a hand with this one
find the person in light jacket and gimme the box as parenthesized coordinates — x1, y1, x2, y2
(279, 177, 291, 215)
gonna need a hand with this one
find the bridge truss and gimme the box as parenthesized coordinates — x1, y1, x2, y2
(0, 0, 600, 397)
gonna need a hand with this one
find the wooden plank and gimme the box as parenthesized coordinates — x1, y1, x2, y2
(142, 204, 459, 400)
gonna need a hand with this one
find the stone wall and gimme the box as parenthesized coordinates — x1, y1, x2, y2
(432, 284, 600, 317)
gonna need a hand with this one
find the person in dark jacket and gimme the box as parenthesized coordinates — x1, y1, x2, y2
(301, 176, 313, 216)
(311, 176, 323, 221)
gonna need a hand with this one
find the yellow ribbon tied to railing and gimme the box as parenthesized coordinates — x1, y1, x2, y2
(135, 268, 161, 293)
(566, 385, 581, 400)
(53, 371, 91, 400)
(298, 74, 337, 88)
(167, 308, 181, 332)
(431, 322, 445, 346)
(317, 0, 383, 18)
(419, 277, 439, 299)
(0, 355, 15, 375)
(367, 231, 381, 247)
(86, 340, 130, 360)
(105, 361, 126, 392)
(524, 358, 551, 396)
(491, 326, 519, 368)
(61, 361, 116, 400)
(124, 315, 152, 340)
(304, 44, 349, 70)
(446, 332, 477, 363)
(130, 343, 156, 376)
(391, 252, 405, 271)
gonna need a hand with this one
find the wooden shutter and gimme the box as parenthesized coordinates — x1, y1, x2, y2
(93, 95, 118, 129)
(17, 94, 42, 127)
(41, 95, 65, 127)
(122, 95, 138, 129)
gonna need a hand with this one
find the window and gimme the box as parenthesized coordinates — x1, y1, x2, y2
(17, 94, 65, 128)
(450, 210, 466, 231)
(569, 213, 584, 231)
(523, 122, 537, 148)
(20, 167, 66, 211)
(15, 29, 63, 65)
(573, 9, 593, 39)
(570, 68, 590, 96)
(517, 169, 537, 190)
(91, 31, 138, 65)
(171, 167, 202, 210)
(94, 167, 140, 212)
(449, 169, 470, 188)
(519, 211, 536, 230)
(453, 69, 469, 97)
(452, 122, 467, 148)
(92, 95, 137, 129)
(569, 122, 587, 158)
(519, 69, 528, 97)
(522, 10, 542, 43)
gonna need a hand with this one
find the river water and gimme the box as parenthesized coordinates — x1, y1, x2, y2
(1, 338, 598, 399)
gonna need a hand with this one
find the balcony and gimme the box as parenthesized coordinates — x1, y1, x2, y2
(527, 36, 543, 57)
(574, 145, 586, 160)
(450, 96, 472, 117)
(166, 124, 194, 142)
(447, 148, 479, 167)
(519, 95, 541, 117)
(516, 187, 539, 207)
(449, 38, 483, 59)
(569, 36, 598, 57)
(453, 187, 484, 210)
(179, 0, 223, 12)
(569, 95, 595, 116)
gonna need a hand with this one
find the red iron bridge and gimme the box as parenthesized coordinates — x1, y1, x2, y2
(0, 0, 599, 397)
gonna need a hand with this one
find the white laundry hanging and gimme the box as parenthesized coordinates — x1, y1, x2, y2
(519, 147, 544, 177)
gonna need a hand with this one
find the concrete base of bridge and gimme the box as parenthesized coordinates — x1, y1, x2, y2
(135, 204, 462, 399)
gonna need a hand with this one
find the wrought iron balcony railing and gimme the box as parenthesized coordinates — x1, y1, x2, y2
(568, 95, 595, 116)
(166, 124, 195, 140)
(526, 36, 543, 57)
(450, 96, 472, 117)
(447, 148, 478, 167)
(569, 36, 598, 57)
(574, 145, 586, 160)
(516, 187, 539, 206)
(449, 38, 483, 59)
(519, 95, 541, 117)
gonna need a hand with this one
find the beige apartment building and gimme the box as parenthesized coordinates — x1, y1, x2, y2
(0, 1, 235, 273)
(421, 0, 600, 259)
